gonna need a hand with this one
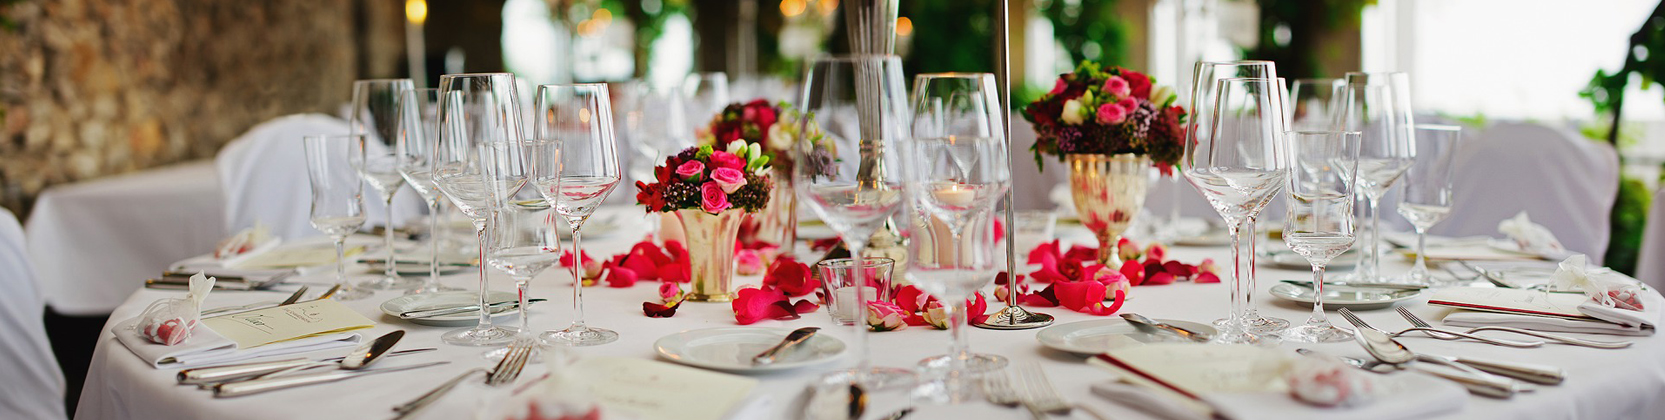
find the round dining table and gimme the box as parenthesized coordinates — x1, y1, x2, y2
(73, 207, 1665, 420)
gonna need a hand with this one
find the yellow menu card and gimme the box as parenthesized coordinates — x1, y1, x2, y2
(573, 357, 758, 420)
(202, 299, 375, 348)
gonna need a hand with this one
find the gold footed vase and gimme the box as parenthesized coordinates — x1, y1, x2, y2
(676, 209, 748, 302)
(1068, 153, 1151, 267)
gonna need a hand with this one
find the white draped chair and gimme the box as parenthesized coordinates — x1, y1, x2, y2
(1635, 187, 1665, 289)
(217, 114, 424, 241)
(0, 208, 68, 420)
(1430, 122, 1619, 263)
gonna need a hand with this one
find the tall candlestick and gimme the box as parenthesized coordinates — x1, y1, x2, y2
(977, 0, 1054, 330)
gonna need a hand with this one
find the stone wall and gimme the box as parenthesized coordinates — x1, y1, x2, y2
(0, 0, 400, 217)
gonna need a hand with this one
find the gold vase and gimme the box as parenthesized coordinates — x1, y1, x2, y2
(676, 208, 748, 302)
(742, 168, 797, 253)
(1068, 153, 1151, 267)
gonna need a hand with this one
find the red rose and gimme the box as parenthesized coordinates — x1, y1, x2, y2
(1123, 70, 1152, 99)
(709, 151, 746, 170)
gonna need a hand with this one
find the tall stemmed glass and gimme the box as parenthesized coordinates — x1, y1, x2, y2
(1280, 130, 1361, 343)
(303, 134, 373, 301)
(351, 79, 422, 290)
(1396, 125, 1461, 285)
(1189, 61, 1289, 333)
(398, 88, 463, 294)
(683, 72, 729, 133)
(1289, 79, 1345, 131)
(483, 142, 561, 359)
(1337, 72, 1416, 283)
(1183, 77, 1289, 344)
(433, 73, 525, 346)
(795, 55, 915, 389)
(532, 83, 622, 347)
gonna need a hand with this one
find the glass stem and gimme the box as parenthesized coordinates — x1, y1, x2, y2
(1413, 227, 1429, 280)
(1244, 217, 1258, 319)
(428, 202, 442, 289)
(1363, 196, 1382, 281)
(384, 194, 398, 280)
(947, 298, 969, 370)
(847, 240, 870, 374)
(1310, 263, 1328, 324)
(1226, 221, 1246, 331)
(515, 276, 531, 336)
(475, 225, 491, 329)
(569, 226, 587, 330)
(334, 236, 348, 295)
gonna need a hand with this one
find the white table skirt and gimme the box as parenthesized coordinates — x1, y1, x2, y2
(75, 207, 1665, 420)
(27, 161, 226, 316)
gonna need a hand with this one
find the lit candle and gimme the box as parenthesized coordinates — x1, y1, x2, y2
(834, 286, 879, 321)
(933, 184, 975, 207)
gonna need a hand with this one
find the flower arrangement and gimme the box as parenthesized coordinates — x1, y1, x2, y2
(697, 99, 804, 169)
(636, 141, 774, 214)
(1022, 61, 1188, 173)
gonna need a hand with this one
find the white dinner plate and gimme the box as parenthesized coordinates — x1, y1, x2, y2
(379, 291, 521, 326)
(654, 327, 846, 373)
(1268, 283, 1422, 311)
(1035, 318, 1218, 355)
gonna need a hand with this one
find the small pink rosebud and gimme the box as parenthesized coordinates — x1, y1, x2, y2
(735, 249, 765, 275)
(1102, 76, 1131, 98)
(866, 300, 908, 332)
(675, 160, 705, 181)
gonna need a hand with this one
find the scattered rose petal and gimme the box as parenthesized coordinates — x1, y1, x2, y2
(866, 300, 908, 332)
(761, 257, 818, 297)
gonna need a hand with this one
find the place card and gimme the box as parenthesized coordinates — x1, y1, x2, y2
(1427, 287, 1596, 320)
(572, 357, 757, 420)
(201, 299, 375, 348)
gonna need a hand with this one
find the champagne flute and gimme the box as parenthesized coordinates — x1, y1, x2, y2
(1280, 130, 1361, 343)
(1183, 77, 1290, 344)
(398, 87, 463, 294)
(433, 73, 525, 346)
(351, 79, 422, 290)
(1396, 125, 1461, 285)
(483, 140, 561, 359)
(532, 83, 622, 347)
(1336, 72, 1417, 283)
(303, 134, 373, 301)
(795, 55, 915, 389)
(1188, 61, 1289, 333)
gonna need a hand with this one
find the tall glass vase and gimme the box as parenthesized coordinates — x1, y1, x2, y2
(676, 209, 748, 302)
(1068, 153, 1151, 267)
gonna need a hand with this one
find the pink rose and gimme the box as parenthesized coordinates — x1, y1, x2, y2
(735, 249, 764, 275)
(709, 151, 746, 170)
(1049, 78, 1068, 95)
(658, 282, 682, 301)
(1097, 104, 1128, 125)
(1117, 98, 1139, 114)
(1117, 237, 1142, 262)
(676, 160, 705, 181)
(700, 182, 731, 213)
(1144, 243, 1168, 262)
(866, 300, 908, 332)
(1102, 76, 1131, 98)
(923, 300, 951, 329)
(710, 167, 747, 194)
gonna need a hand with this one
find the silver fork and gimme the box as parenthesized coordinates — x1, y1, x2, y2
(393, 339, 533, 418)
(1397, 307, 1631, 349)
(1013, 363, 1110, 420)
(1336, 307, 1542, 347)
(981, 371, 1020, 408)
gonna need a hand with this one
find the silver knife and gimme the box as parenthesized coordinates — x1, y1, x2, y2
(1120, 313, 1211, 342)
(399, 299, 546, 319)
(179, 348, 438, 385)
(213, 361, 450, 398)
(752, 327, 819, 365)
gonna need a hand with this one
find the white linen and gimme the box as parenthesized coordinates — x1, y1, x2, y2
(0, 208, 69, 420)
(1636, 186, 1665, 290)
(75, 206, 1665, 420)
(1090, 370, 1466, 420)
(1431, 122, 1618, 263)
(216, 113, 424, 242)
(26, 160, 225, 315)
(1441, 310, 1654, 336)
(111, 318, 360, 368)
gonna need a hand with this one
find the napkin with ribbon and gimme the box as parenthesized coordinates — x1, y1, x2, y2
(113, 317, 360, 369)
(1497, 212, 1569, 259)
(1552, 254, 1661, 329)
(135, 272, 214, 345)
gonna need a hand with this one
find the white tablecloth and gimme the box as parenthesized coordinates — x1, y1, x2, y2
(27, 161, 226, 316)
(74, 207, 1665, 420)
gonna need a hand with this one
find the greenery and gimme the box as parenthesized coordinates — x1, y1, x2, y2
(1608, 175, 1652, 275)
(1242, 0, 1372, 79)
(1580, 2, 1665, 274)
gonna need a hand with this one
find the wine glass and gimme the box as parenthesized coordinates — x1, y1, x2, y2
(351, 79, 422, 290)
(483, 140, 561, 359)
(795, 55, 915, 389)
(1188, 61, 1289, 333)
(1396, 124, 1461, 285)
(398, 87, 464, 294)
(1183, 77, 1289, 344)
(1280, 130, 1361, 343)
(531, 83, 622, 347)
(433, 72, 526, 346)
(683, 72, 729, 133)
(623, 81, 693, 186)
(303, 134, 373, 301)
(1289, 79, 1345, 131)
(1336, 72, 1417, 283)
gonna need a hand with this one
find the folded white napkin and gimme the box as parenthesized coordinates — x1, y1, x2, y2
(113, 318, 360, 368)
(1497, 212, 1569, 259)
(1090, 371, 1466, 420)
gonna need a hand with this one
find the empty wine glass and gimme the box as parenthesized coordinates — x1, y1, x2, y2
(483, 140, 561, 360)
(795, 55, 915, 390)
(683, 72, 729, 134)
(398, 87, 463, 294)
(1183, 77, 1289, 344)
(1396, 124, 1461, 285)
(1336, 72, 1417, 284)
(304, 134, 373, 301)
(532, 83, 622, 347)
(433, 72, 526, 346)
(1289, 79, 1345, 131)
(1189, 61, 1289, 333)
(1280, 130, 1361, 343)
(351, 79, 422, 291)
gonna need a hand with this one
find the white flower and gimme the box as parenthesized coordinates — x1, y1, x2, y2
(1151, 85, 1175, 106)
(726, 141, 746, 155)
(767, 123, 792, 152)
(1060, 99, 1085, 125)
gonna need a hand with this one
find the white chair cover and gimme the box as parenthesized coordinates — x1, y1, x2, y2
(1430, 122, 1619, 262)
(1636, 186, 1665, 289)
(217, 114, 424, 241)
(0, 208, 68, 420)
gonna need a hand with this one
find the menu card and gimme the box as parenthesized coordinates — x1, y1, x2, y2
(1427, 287, 1597, 320)
(201, 299, 375, 348)
(572, 357, 757, 420)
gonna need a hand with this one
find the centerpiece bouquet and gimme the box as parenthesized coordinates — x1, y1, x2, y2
(696, 99, 808, 250)
(636, 141, 774, 302)
(1022, 61, 1188, 267)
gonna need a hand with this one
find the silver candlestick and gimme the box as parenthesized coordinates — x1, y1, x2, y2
(976, 0, 1053, 331)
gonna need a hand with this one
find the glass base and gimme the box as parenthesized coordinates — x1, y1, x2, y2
(917, 353, 1007, 374)
(542, 325, 618, 347)
(362, 274, 422, 290)
(331, 286, 373, 301)
(482, 343, 544, 363)
(910, 373, 985, 404)
(972, 306, 1055, 330)
(817, 367, 919, 392)
(1280, 321, 1355, 343)
(1207, 327, 1277, 346)
(1390, 270, 1439, 287)
(405, 282, 464, 295)
(1214, 315, 1290, 333)
(443, 325, 518, 346)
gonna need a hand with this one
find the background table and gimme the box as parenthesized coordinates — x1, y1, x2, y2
(74, 207, 1665, 420)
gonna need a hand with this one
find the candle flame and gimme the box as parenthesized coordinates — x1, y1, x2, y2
(405, 0, 427, 24)
(895, 17, 913, 37)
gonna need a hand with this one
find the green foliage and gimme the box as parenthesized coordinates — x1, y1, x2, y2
(898, 0, 998, 76)
(1242, 0, 1372, 79)
(1605, 174, 1652, 275)
(1034, 0, 1129, 68)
